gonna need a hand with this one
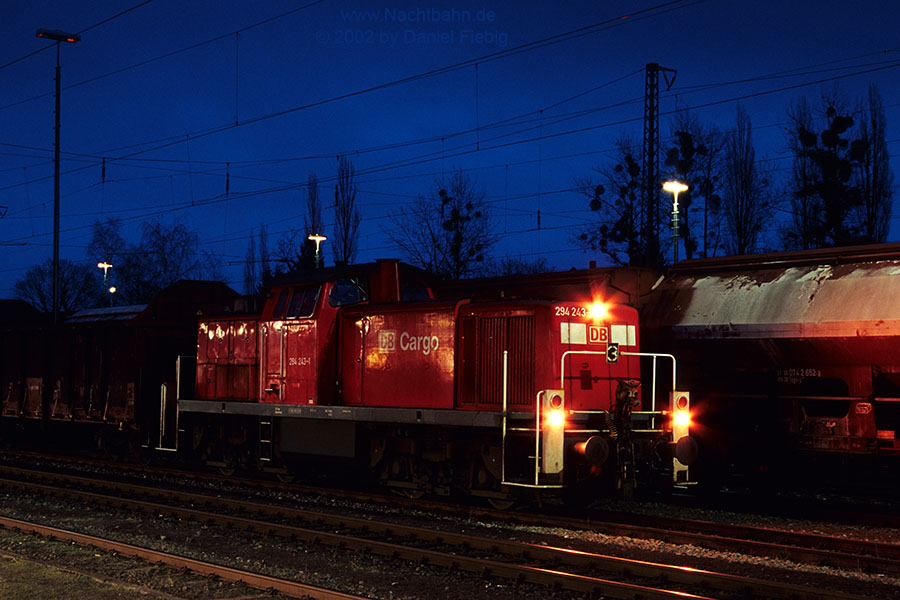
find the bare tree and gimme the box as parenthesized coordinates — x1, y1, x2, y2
(14, 259, 98, 313)
(88, 219, 223, 304)
(305, 172, 324, 236)
(663, 113, 724, 259)
(389, 168, 494, 279)
(576, 136, 645, 266)
(258, 224, 270, 282)
(87, 217, 127, 266)
(854, 84, 894, 242)
(243, 233, 258, 294)
(784, 89, 866, 249)
(488, 255, 550, 275)
(785, 98, 820, 250)
(271, 175, 328, 275)
(333, 156, 360, 265)
(244, 225, 272, 291)
(721, 106, 773, 255)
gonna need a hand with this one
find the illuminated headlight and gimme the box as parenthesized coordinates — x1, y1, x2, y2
(589, 302, 608, 320)
(547, 409, 565, 428)
(670, 392, 691, 440)
(673, 410, 691, 428)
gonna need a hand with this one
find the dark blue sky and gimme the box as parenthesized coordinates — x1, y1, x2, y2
(2, 0, 899, 297)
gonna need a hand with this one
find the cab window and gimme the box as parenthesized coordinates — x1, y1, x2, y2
(272, 288, 290, 318)
(401, 279, 432, 301)
(329, 276, 368, 307)
(285, 285, 320, 318)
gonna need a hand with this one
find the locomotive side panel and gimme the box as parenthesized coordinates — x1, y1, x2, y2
(196, 319, 260, 401)
(340, 303, 456, 408)
(282, 320, 317, 405)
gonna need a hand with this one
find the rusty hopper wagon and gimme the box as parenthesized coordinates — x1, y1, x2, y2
(642, 243, 900, 479)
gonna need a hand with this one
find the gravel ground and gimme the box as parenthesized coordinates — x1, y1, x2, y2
(1, 464, 900, 600)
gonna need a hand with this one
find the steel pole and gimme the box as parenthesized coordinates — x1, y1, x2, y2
(52, 41, 61, 324)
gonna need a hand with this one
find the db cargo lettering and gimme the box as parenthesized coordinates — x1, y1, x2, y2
(400, 332, 440, 355)
(379, 330, 441, 355)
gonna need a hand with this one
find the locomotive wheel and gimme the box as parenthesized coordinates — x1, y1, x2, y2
(387, 453, 428, 498)
(276, 473, 295, 483)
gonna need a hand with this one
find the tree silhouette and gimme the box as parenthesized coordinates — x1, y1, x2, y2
(389, 169, 493, 279)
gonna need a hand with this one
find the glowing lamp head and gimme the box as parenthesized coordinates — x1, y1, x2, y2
(673, 409, 691, 429)
(589, 301, 608, 321)
(307, 233, 327, 252)
(663, 180, 689, 194)
(547, 408, 565, 428)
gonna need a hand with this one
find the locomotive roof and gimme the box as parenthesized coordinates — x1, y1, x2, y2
(434, 265, 661, 306)
(264, 260, 432, 287)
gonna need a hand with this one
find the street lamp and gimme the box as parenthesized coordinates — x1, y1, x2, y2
(663, 180, 688, 263)
(36, 28, 81, 324)
(308, 233, 327, 269)
(97, 262, 112, 305)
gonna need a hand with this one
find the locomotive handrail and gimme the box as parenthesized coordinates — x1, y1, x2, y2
(501, 350, 564, 490)
(559, 350, 676, 413)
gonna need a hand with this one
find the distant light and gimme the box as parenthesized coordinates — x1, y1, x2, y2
(36, 29, 81, 43)
(307, 233, 327, 252)
(663, 181, 688, 211)
(108, 286, 116, 294)
(663, 180, 688, 194)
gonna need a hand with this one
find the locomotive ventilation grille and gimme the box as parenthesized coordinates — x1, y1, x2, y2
(461, 315, 534, 408)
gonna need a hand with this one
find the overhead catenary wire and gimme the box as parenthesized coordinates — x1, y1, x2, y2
(2, 0, 898, 292)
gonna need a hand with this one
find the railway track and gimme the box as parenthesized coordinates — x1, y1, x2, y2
(0, 514, 362, 600)
(0, 463, 888, 600)
(3, 452, 900, 570)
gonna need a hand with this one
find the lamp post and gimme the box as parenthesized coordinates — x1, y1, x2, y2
(97, 262, 112, 305)
(663, 180, 688, 263)
(36, 28, 81, 324)
(308, 234, 327, 269)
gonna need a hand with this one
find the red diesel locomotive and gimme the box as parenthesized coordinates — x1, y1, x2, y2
(0, 260, 693, 502)
(176, 260, 693, 502)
